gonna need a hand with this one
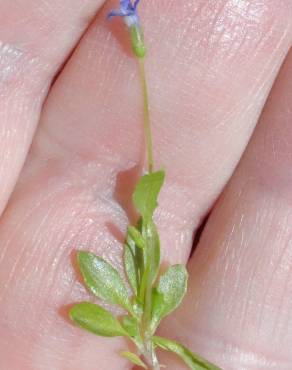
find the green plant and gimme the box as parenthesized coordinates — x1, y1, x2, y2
(69, 2, 222, 369)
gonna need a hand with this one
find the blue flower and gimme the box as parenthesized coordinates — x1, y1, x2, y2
(108, 0, 141, 28)
(108, 0, 146, 58)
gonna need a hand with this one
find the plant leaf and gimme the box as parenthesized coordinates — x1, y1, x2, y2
(124, 223, 145, 296)
(151, 264, 188, 330)
(139, 220, 161, 302)
(122, 315, 143, 348)
(144, 220, 161, 284)
(124, 241, 139, 296)
(78, 251, 132, 313)
(153, 336, 222, 370)
(133, 170, 165, 222)
(127, 226, 145, 249)
(122, 316, 139, 338)
(69, 302, 128, 337)
(121, 351, 147, 369)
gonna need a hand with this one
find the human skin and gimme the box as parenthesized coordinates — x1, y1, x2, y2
(0, 0, 291, 369)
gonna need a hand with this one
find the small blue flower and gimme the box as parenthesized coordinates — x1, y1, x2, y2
(108, 0, 141, 28)
(108, 0, 146, 58)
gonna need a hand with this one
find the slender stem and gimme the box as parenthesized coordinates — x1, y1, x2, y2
(142, 345, 160, 370)
(138, 58, 154, 174)
(137, 56, 159, 369)
(140, 223, 160, 370)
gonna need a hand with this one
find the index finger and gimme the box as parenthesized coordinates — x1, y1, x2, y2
(0, 0, 105, 215)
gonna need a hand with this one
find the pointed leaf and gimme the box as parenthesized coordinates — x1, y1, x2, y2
(127, 226, 145, 249)
(124, 220, 145, 296)
(70, 302, 128, 337)
(122, 315, 142, 348)
(153, 336, 222, 370)
(122, 316, 139, 338)
(152, 265, 188, 330)
(144, 220, 160, 284)
(133, 170, 165, 221)
(121, 352, 147, 368)
(139, 220, 161, 302)
(124, 241, 139, 295)
(78, 251, 132, 313)
(150, 289, 165, 330)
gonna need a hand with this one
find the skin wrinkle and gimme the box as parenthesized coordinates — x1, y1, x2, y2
(152, 38, 289, 203)
(224, 216, 250, 321)
(0, 172, 130, 330)
(274, 267, 292, 342)
(257, 215, 289, 332)
(224, 250, 248, 327)
(0, 0, 109, 220)
(0, 40, 50, 92)
(0, 203, 57, 309)
(0, 47, 48, 215)
(14, 207, 59, 310)
(237, 197, 269, 335)
(31, 208, 97, 320)
(171, 145, 292, 366)
(259, 214, 292, 342)
(0, 0, 105, 60)
(229, 194, 290, 352)
(222, 2, 265, 60)
(0, 42, 24, 83)
(217, 32, 289, 132)
(200, 1, 226, 58)
(0, 1, 291, 369)
(0, 171, 73, 267)
(270, 255, 291, 344)
(205, 1, 270, 63)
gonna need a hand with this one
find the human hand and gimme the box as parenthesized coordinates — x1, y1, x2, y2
(0, 1, 291, 369)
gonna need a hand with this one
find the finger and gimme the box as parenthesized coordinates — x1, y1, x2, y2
(0, 1, 291, 369)
(32, 0, 292, 263)
(0, 0, 106, 214)
(163, 48, 292, 369)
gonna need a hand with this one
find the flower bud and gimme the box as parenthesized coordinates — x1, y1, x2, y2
(130, 24, 146, 58)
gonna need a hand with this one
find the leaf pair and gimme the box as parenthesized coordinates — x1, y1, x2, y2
(69, 251, 134, 339)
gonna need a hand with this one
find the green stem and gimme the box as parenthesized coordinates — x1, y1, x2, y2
(140, 223, 160, 370)
(142, 343, 160, 370)
(138, 58, 154, 174)
(136, 53, 158, 370)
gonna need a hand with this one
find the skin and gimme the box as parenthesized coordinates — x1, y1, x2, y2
(0, 0, 291, 369)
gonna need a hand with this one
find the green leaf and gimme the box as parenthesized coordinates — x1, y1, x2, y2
(124, 224, 145, 296)
(78, 251, 132, 313)
(122, 315, 143, 348)
(122, 316, 139, 338)
(124, 242, 139, 296)
(121, 351, 147, 368)
(133, 170, 165, 222)
(139, 221, 161, 301)
(151, 265, 188, 330)
(153, 336, 222, 370)
(127, 226, 145, 249)
(69, 302, 128, 337)
(144, 220, 161, 284)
